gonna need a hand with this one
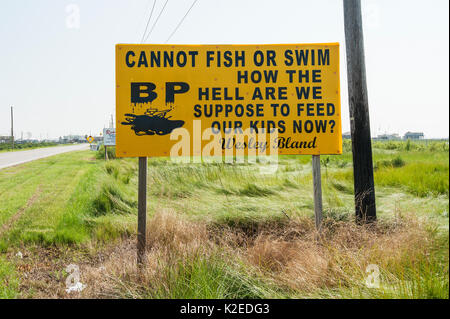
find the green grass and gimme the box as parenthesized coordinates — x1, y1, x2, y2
(0, 151, 138, 248)
(310, 226, 449, 299)
(96, 145, 116, 160)
(330, 152, 449, 198)
(375, 162, 448, 197)
(0, 141, 61, 153)
(135, 253, 283, 299)
(0, 256, 19, 298)
(0, 139, 448, 299)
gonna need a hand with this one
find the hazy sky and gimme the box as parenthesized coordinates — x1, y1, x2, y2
(0, 0, 448, 139)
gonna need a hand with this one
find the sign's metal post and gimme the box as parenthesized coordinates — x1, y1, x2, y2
(104, 145, 108, 160)
(343, 0, 376, 222)
(312, 155, 323, 231)
(137, 156, 147, 267)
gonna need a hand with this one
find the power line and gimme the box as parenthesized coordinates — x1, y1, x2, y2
(165, 0, 198, 44)
(143, 0, 169, 43)
(140, 0, 157, 43)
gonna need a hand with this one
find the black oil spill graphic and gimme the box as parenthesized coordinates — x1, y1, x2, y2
(121, 108, 184, 136)
(125, 82, 189, 135)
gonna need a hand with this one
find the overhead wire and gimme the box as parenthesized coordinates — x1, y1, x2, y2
(165, 0, 198, 43)
(143, 0, 169, 43)
(140, 0, 157, 43)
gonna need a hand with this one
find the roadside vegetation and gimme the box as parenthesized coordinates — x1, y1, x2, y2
(0, 140, 448, 298)
(0, 141, 60, 153)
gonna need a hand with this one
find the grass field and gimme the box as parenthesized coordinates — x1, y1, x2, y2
(0, 140, 448, 299)
(0, 141, 60, 153)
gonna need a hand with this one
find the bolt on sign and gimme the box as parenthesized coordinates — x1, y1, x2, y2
(116, 43, 342, 158)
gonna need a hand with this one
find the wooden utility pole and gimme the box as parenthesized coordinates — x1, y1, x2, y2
(10, 106, 14, 150)
(312, 155, 323, 230)
(137, 157, 148, 267)
(343, 0, 376, 222)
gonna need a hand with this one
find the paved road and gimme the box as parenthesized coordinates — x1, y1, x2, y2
(0, 144, 90, 170)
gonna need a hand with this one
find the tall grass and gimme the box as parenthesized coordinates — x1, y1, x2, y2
(331, 157, 449, 198)
(1, 155, 138, 247)
(96, 145, 116, 160)
(0, 141, 59, 152)
(372, 140, 449, 152)
(375, 162, 449, 197)
(80, 210, 448, 299)
(1, 140, 448, 299)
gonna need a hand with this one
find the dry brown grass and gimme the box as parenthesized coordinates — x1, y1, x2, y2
(80, 209, 214, 298)
(75, 209, 433, 298)
(242, 217, 430, 294)
(12, 209, 435, 298)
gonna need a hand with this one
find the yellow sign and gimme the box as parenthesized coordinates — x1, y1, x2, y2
(116, 43, 342, 158)
(87, 136, 94, 144)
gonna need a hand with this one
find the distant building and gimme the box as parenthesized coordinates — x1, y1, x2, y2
(17, 139, 39, 144)
(403, 132, 424, 140)
(14, 139, 39, 144)
(41, 139, 59, 143)
(342, 131, 351, 139)
(376, 133, 401, 141)
(60, 135, 87, 143)
(0, 136, 11, 144)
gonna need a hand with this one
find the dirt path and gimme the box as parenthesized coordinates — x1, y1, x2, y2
(0, 185, 42, 237)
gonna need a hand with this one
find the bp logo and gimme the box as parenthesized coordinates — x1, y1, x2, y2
(121, 82, 188, 136)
